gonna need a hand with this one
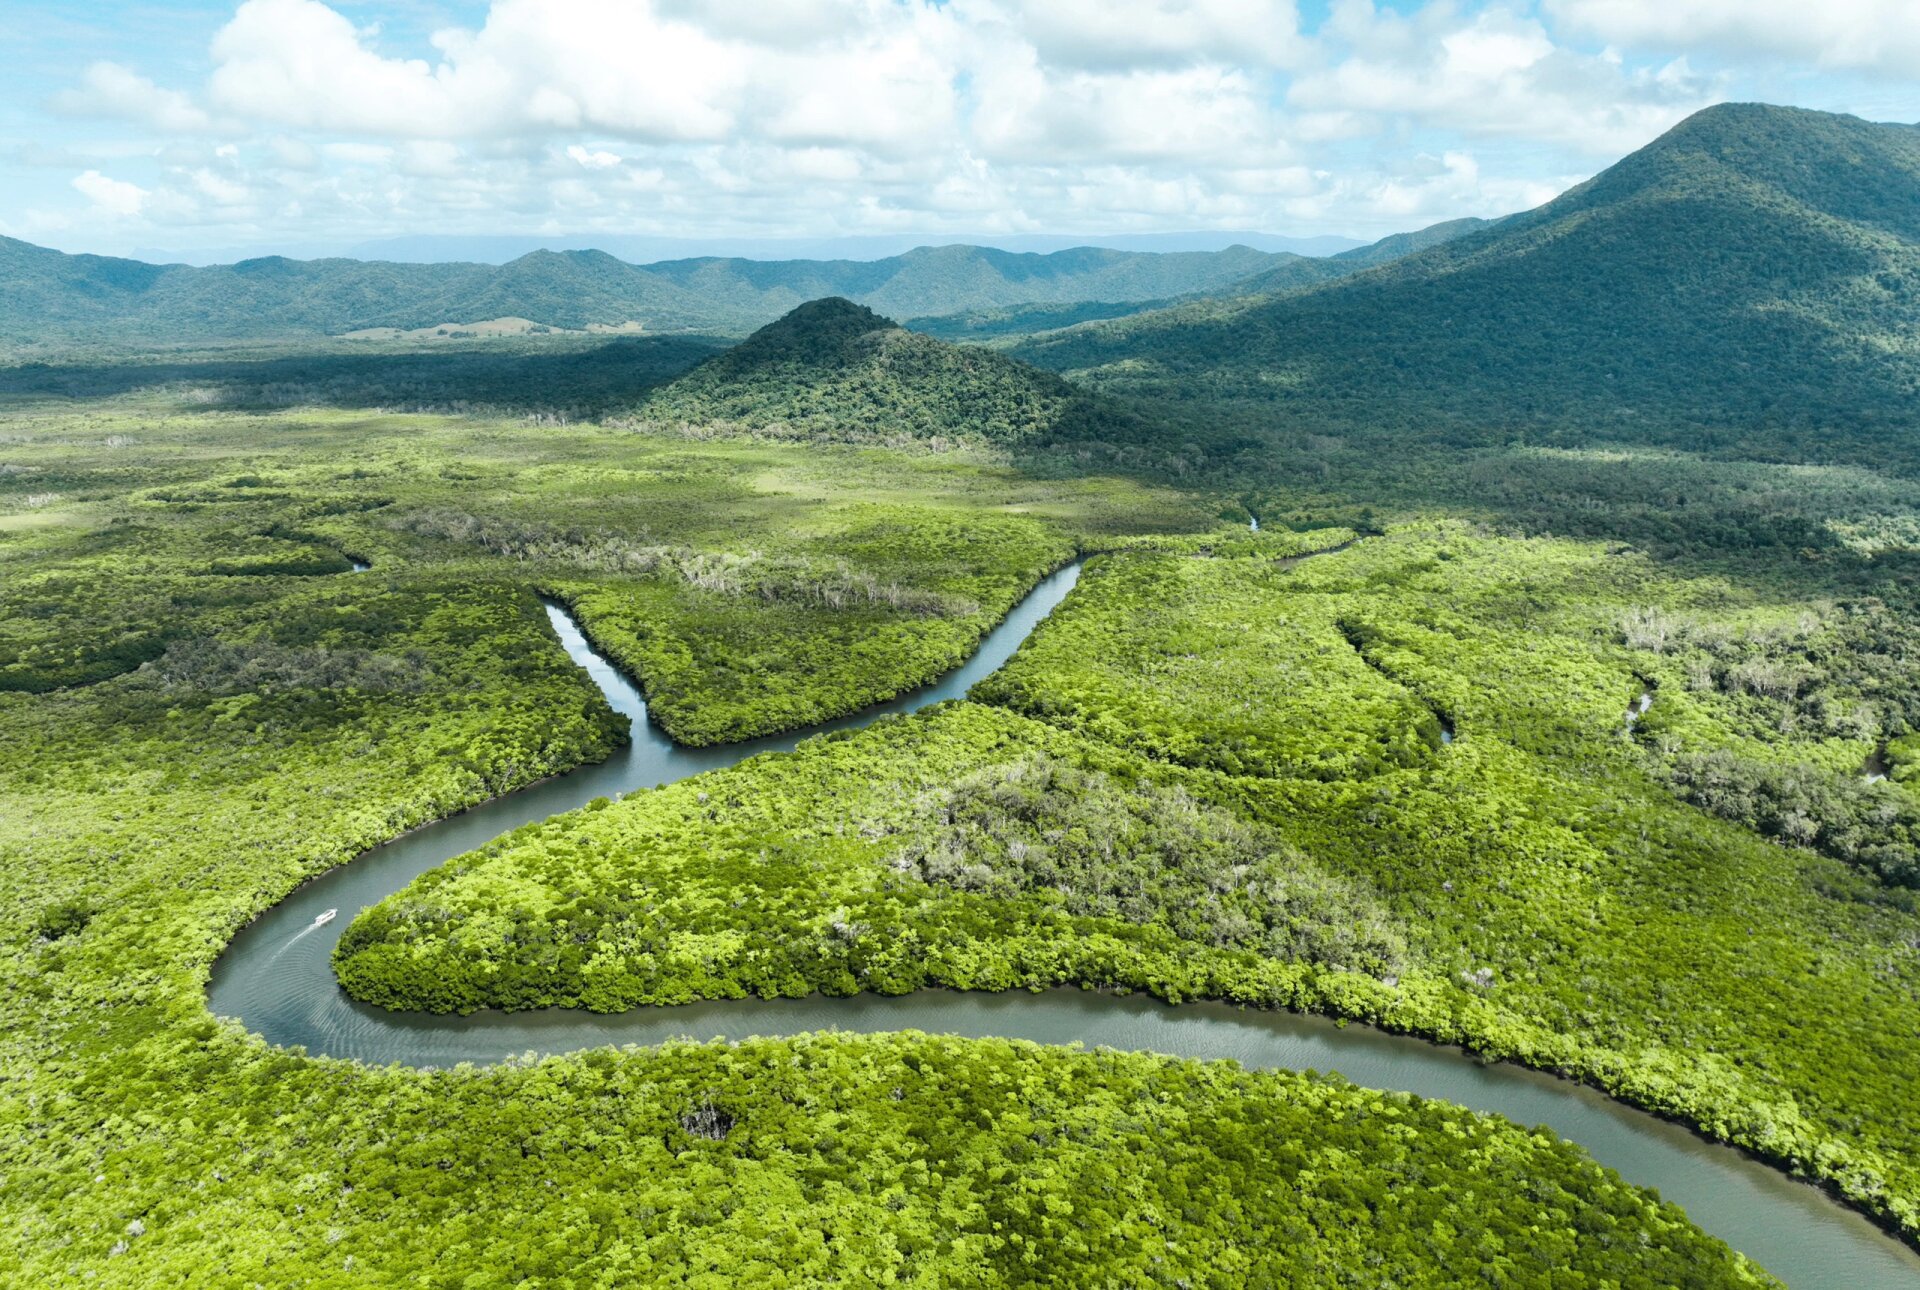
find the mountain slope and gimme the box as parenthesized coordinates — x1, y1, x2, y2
(1327, 216, 1500, 269)
(1014, 104, 1920, 463)
(632, 297, 1130, 446)
(905, 218, 1497, 343)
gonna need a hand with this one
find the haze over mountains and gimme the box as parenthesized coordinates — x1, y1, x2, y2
(1016, 104, 1920, 462)
(141, 231, 1368, 267)
(0, 225, 1470, 350)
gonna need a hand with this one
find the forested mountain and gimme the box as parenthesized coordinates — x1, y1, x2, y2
(0, 220, 1498, 352)
(632, 297, 1130, 445)
(0, 239, 708, 342)
(642, 243, 1285, 321)
(0, 237, 1305, 347)
(1014, 104, 1920, 466)
(1328, 216, 1501, 270)
(906, 217, 1497, 342)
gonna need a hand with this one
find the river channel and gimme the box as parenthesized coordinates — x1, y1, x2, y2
(208, 553, 1920, 1287)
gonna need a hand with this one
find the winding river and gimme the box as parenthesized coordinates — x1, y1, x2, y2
(208, 554, 1920, 1287)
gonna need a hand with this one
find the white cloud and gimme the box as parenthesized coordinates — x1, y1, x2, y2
(72, 170, 150, 217)
(653, 0, 877, 47)
(322, 142, 395, 166)
(203, 0, 944, 144)
(28, 0, 1897, 252)
(269, 136, 319, 169)
(777, 147, 865, 181)
(980, 0, 1306, 70)
(190, 168, 250, 205)
(53, 63, 214, 132)
(753, 16, 961, 153)
(566, 145, 622, 170)
(971, 47, 1286, 165)
(1546, 0, 1920, 78)
(1291, 5, 1719, 154)
(208, 0, 472, 134)
(1278, 149, 1575, 227)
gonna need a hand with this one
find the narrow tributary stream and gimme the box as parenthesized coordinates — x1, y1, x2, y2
(208, 549, 1920, 1287)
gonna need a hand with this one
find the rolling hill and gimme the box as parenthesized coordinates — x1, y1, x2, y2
(631, 297, 1133, 446)
(1013, 104, 1920, 465)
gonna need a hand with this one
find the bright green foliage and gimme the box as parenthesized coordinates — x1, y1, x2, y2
(972, 531, 1446, 778)
(337, 514, 1920, 1246)
(6, 1021, 1768, 1287)
(555, 508, 1074, 743)
(332, 703, 1411, 1013)
(0, 399, 1198, 728)
(969, 525, 1920, 1234)
(0, 405, 1772, 1286)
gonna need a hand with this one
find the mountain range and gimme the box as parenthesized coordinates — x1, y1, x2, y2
(1013, 104, 1920, 462)
(8, 100, 1915, 476)
(0, 224, 1477, 350)
(129, 230, 1369, 267)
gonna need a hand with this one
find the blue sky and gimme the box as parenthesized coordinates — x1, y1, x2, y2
(2, 0, 1916, 260)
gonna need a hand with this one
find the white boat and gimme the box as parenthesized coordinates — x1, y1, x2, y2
(313, 909, 338, 927)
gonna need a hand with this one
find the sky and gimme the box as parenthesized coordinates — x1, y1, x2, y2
(2, 0, 1917, 262)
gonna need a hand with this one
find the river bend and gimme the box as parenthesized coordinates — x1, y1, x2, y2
(207, 555, 1920, 1288)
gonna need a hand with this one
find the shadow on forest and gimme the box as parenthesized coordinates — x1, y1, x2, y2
(0, 335, 728, 417)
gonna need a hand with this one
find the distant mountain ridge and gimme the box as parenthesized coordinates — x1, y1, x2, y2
(1013, 104, 1920, 462)
(903, 217, 1497, 343)
(0, 223, 1480, 350)
(126, 230, 1368, 266)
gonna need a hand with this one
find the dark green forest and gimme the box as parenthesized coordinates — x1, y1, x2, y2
(1016, 105, 1920, 473)
(627, 297, 1141, 448)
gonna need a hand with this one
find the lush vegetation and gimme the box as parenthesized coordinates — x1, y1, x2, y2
(970, 530, 1451, 779)
(332, 700, 1417, 1013)
(899, 753, 1408, 975)
(1018, 105, 1920, 473)
(339, 519, 1920, 1249)
(630, 298, 1138, 448)
(0, 401, 1782, 1284)
(15, 101, 1920, 1284)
